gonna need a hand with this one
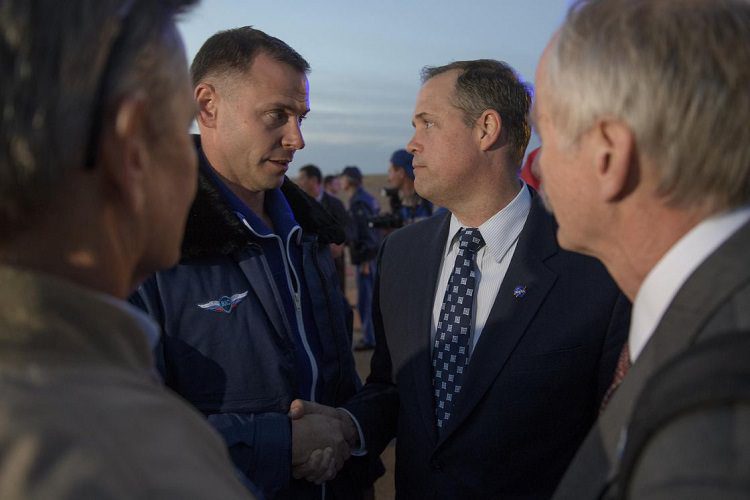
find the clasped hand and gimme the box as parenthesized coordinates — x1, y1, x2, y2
(289, 399, 357, 484)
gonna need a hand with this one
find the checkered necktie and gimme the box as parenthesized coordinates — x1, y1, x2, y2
(432, 227, 485, 433)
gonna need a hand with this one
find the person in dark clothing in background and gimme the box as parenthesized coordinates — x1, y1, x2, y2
(387, 149, 434, 225)
(341, 166, 381, 351)
(324, 174, 342, 197)
(297, 164, 349, 295)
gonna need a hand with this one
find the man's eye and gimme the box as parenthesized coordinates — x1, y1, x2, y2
(298, 115, 307, 126)
(425, 121, 434, 129)
(267, 111, 286, 123)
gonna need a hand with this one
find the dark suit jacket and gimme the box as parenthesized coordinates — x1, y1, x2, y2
(553, 219, 750, 500)
(345, 191, 630, 499)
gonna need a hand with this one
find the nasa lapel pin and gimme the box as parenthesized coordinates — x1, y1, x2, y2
(512, 285, 527, 299)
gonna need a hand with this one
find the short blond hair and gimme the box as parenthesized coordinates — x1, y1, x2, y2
(544, 0, 750, 211)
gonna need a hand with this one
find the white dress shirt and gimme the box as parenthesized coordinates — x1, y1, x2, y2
(629, 205, 750, 361)
(431, 184, 531, 357)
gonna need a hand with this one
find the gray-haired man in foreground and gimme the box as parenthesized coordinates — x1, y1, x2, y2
(533, 0, 750, 498)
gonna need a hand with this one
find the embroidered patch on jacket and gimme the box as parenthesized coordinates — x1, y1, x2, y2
(197, 291, 248, 314)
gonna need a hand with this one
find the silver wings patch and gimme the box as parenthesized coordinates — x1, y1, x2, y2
(197, 291, 248, 314)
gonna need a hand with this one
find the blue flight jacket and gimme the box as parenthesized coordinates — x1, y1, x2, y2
(132, 139, 381, 499)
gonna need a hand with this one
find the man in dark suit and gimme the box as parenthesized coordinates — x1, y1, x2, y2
(533, 1, 750, 498)
(291, 59, 630, 498)
(297, 163, 349, 293)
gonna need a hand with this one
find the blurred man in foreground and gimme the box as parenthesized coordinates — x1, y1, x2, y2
(0, 1, 251, 497)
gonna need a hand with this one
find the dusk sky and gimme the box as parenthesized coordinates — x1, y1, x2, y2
(178, 1, 570, 175)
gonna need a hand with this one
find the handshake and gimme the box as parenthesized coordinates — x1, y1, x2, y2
(288, 399, 359, 484)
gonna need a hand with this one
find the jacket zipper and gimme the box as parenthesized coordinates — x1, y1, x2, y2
(240, 218, 319, 403)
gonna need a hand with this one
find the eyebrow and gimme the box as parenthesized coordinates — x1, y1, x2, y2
(268, 101, 310, 115)
(411, 111, 434, 127)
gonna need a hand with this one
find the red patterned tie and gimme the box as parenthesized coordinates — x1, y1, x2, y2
(600, 342, 631, 413)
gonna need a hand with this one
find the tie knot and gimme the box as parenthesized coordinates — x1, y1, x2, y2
(458, 228, 485, 254)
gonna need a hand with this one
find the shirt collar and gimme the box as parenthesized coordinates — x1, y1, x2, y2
(445, 182, 531, 262)
(629, 205, 750, 361)
(199, 155, 301, 242)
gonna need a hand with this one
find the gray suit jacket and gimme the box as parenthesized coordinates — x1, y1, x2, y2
(553, 219, 750, 500)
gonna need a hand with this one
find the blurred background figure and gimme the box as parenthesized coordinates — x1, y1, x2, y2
(324, 174, 342, 197)
(341, 166, 381, 351)
(298, 164, 349, 294)
(372, 149, 434, 232)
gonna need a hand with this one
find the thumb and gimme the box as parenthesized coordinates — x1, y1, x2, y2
(288, 399, 307, 419)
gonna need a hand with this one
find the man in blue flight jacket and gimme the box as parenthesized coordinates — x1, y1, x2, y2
(131, 27, 381, 499)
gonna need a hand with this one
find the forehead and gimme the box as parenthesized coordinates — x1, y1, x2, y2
(232, 52, 310, 108)
(415, 70, 459, 110)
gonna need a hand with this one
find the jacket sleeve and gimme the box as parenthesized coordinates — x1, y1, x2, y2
(342, 238, 400, 456)
(207, 412, 291, 499)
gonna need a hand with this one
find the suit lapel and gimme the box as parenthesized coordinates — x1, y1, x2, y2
(604, 219, 750, 450)
(404, 212, 452, 445)
(438, 196, 559, 444)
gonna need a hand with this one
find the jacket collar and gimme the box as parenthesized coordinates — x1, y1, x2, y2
(181, 136, 345, 259)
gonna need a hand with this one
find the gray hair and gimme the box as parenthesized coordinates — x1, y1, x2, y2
(422, 60, 532, 166)
(545, 0, 750, 211)
(0, 0, 197, 233)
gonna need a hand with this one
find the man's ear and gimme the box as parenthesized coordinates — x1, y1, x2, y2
(99, 93, 149, 213)
(591, 119, 637, 202)
(195, 82, 218, 128)
(476, 109, 503, 152)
